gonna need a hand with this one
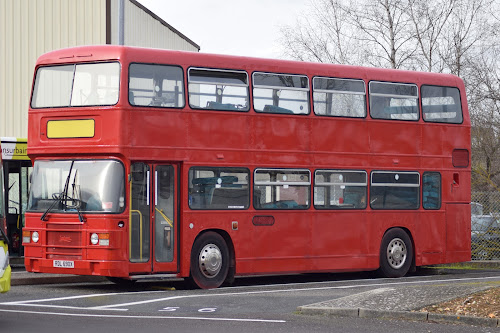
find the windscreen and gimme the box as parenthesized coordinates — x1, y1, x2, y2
(31, 62, 120, 108)
(28, 160, 125, 213)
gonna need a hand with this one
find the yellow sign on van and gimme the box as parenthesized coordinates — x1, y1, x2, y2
(0, 137, 29, 161)
(47, 119, 95, 138)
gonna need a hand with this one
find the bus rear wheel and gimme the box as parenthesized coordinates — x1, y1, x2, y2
(188, 232, 229, 289)
(378, 228, 413, 278)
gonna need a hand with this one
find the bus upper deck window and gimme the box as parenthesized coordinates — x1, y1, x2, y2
(188, 68, 249, 112)
(129, 64, 185, 108)
(369, 81, 419, 121)
(253, 72, 310, 115)
(31, 62, 120, 108)
(313, 77, 366, 118)
(422, 85, 463, 124)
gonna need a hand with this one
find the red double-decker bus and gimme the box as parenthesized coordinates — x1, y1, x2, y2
(24, 45, 470, 288)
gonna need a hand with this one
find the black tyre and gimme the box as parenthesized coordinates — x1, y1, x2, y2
(378, 228, 413, 278)
(188, 232, 229, 289)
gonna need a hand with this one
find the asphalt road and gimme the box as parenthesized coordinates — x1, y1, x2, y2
(0, 269, 499, 333)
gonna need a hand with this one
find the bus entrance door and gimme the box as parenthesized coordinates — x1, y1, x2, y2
(129, 163, 178, 274)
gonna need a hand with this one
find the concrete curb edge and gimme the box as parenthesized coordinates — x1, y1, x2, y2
(296, 306, 500, 328)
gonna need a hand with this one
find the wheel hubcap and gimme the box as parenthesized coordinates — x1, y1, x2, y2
(199, 243, 222, 278)
(387, 238, 407, 269)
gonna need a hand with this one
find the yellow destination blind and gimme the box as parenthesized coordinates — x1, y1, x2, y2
(47, 119, 95, 138)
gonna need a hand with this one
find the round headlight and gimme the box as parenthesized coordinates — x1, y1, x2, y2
(90, 233, 99, 245)
(32, 231, 39, 243)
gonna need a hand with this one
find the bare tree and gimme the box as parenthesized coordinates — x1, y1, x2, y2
(439, 0, 492, 77)
(469, 43, 500, 190)
(281, 0, 419, 69)
(280, 0, 361, 64)
(280, 0, 500, 191)
(407, 0, 456, 72)
(346, 0, 417, 69)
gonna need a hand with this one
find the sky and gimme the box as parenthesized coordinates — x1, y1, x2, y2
(136, 0, 310, 59)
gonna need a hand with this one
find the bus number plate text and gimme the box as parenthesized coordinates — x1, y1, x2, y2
(53, 260, 74, 268)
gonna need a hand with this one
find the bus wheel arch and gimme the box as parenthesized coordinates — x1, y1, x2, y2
(377, 227, 414, 278)
(188, 230, 234, 289)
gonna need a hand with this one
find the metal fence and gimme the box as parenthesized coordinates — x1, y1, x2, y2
(471, 191, 500, 260)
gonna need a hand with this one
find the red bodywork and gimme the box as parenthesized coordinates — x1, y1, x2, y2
(24, 46, 471, 279)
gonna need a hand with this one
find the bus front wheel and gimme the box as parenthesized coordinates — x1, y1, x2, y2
(378, 228, 413, 278)
(188, 232, 229, 289)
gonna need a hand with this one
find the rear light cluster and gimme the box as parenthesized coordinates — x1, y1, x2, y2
(452, 149, 469, 167)
(90, 233, 110, 246)
(23, 230, 39, 244)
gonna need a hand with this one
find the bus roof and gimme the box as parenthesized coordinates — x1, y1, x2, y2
(35, 45, 464, 88)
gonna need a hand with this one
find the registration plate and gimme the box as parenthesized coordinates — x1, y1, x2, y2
(53, 260, 74, 268)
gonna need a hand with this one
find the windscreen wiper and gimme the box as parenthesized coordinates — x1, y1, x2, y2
(40, 161, 75, 221)
(40, 191, 64, 221)
(71, 170, 85, 223)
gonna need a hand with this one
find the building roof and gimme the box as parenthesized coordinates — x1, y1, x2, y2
(130, 0, 200, 51)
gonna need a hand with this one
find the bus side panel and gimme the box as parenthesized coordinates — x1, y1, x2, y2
(254, 116, 310, 153)
(310, 211, 376, 271)
(311, 118, 369, 157)
(445, 203, 471, 262)
(188, 112, 250, 151)
(243, 212, 312, 274)
(369, 122, 420, 156)
(415, 211, 446, 266)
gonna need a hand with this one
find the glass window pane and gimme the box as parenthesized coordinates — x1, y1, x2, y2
(130, 162, 150, 262)
(28, 160, 125, 213)
(31, 63, 120, 108)
(253, 72, 310, 114)
(370, 82, 418, 96)
(31, 65, 74, 108)
(314, 77, 365, 93)
(371, 172, 420, 185)
(189, 69, 247, 85)
(253, 73, 309, 89)
(71, 63, 120, 106)
(313, 78, 366, 117)
(422, 85, 463, 123)
(129, 63, 184, 108)
(188, 68, 249, 111)
(314, 170, 367, 209)
(370, 171, 420, 210)
(423, 172, 441, 209)
(188, 167, 249, 209)
(155, 165, 175, 262)
(8, 172, 19, 214)
(369, 81, 419, 120)
(254, 169, 310, 209)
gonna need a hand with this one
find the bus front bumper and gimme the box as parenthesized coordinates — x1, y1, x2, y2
(24, 258, 128, 278)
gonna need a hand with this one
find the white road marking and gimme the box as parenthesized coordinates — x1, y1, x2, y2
(0, 308, 286, 323)
(0, 290, 165, 311)
(88, 275, 500, 310)
(1, 290, 162, 304)
(2, 274, 499, 314)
